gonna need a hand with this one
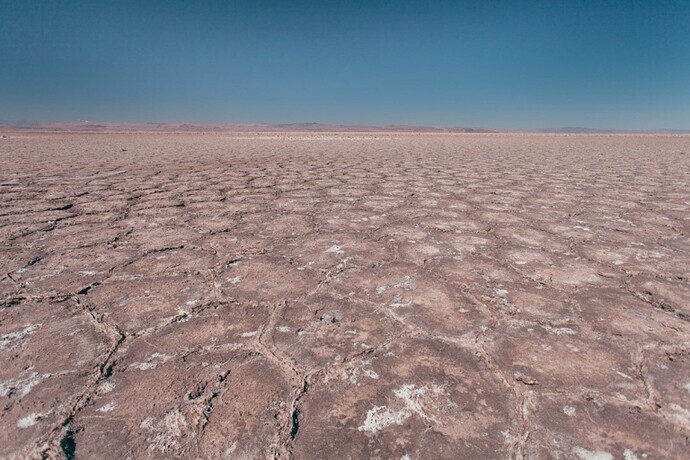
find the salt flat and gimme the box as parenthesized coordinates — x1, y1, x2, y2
(1, 132, 688, 459)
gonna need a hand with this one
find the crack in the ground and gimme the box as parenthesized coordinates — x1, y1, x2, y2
(34, 296, 125, 458)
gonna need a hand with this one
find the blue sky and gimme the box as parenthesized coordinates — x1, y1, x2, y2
(1, 0, 689, 129)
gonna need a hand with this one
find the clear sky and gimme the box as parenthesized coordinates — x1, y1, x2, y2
(1, 0, 689, 129)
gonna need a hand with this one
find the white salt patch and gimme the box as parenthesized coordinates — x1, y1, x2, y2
(276, 326, 291, 333)
(326, 245, 344, 254)
(363, 369, 379, 380)
(358, 405, 411, 433)
(358, 383, 445, 433)
(146, 409, 188, 452)
(227, 276, 241, 284)
(140, 417, 156, 429)
(394, 276, 416, 290)
(1, 324, 41, 351)
(97, 381, 115, 394)
(226, 441, 238, 457)
(623, 449, 639, 460)
(135, 362, 157, 370)
(0, 371, 46, 399)
(540, 324, 577, 336)
(573, 447, 613, 460)
(563, 406, 576, 416)
(98, 402, 116, 412)
(132, 353, 172, 371)
(669, 403, 690, 425)
(389, 294, 411, 309)
(17, 413, 43, 428)
(241, 331, 258, 338)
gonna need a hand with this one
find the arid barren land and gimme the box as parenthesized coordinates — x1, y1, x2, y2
(0, 133, 689, 459)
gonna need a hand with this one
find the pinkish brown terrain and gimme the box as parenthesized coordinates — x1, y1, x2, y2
(0, 132, 688, 459)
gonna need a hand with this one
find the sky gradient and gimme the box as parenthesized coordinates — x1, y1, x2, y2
(1, 0, 689, 129)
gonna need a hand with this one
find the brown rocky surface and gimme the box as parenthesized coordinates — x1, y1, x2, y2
(0, 132, 688, 459)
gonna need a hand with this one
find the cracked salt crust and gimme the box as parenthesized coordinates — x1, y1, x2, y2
(2, 132, 689, 458)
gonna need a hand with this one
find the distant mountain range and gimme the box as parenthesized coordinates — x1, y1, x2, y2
(526, 127, 690, 134)
(0, 121, 688, 133)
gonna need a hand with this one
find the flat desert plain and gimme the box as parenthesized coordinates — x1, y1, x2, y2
(0, 132, 689, 459)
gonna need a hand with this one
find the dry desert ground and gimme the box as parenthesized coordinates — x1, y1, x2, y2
(0, 132, 689, 459)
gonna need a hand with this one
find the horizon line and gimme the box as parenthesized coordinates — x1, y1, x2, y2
(1, 120, 690, 134)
